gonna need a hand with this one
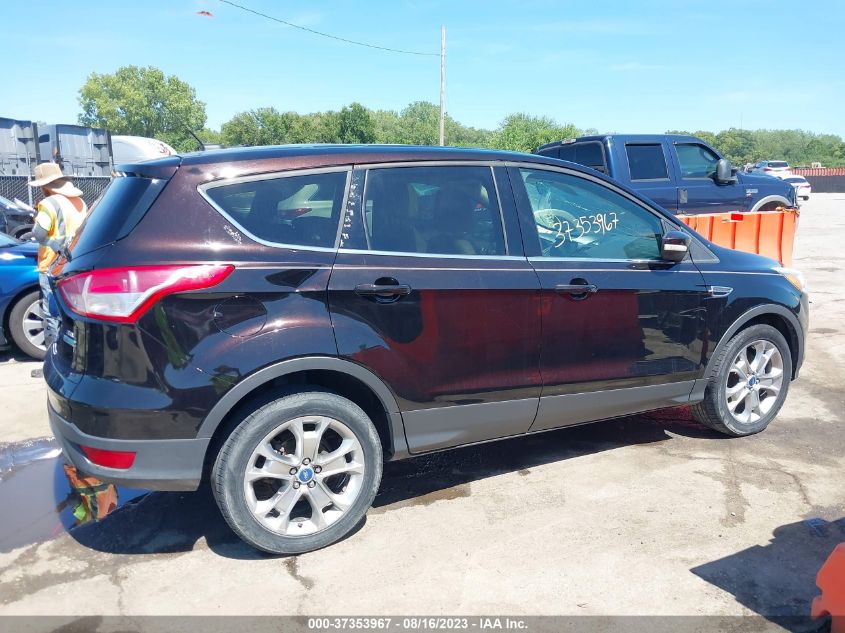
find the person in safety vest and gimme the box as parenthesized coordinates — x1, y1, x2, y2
(56, 464, 118, 525)
(28, 163, 88, 346)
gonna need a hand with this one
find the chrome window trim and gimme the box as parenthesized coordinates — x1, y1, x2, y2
(333, 265, 532, 272)
(358, 163, 509, 258)
(197, 166, 352, 251)
(337, 247, 525, 261)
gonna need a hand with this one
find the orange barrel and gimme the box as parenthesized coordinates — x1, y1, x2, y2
(812, 543, 845, 632)
(678, 208, 799, 266)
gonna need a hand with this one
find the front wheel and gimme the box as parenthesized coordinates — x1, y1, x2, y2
(8, 290, 46, 360)
(212, 391, 383, 554)
(692, 324, 792, 436)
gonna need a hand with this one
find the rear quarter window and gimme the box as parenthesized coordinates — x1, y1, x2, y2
(201, 170, 349, 249)
(68, 176, 167, 258)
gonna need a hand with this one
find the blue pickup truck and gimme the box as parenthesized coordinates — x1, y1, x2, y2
(536, 134, 796, 215)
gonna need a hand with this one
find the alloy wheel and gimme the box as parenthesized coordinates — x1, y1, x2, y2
(725, 339, 784, 425)
(243, 415, 366, 537)
(21, 299, 46, 351)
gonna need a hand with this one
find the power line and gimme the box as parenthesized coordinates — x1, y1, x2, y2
(218, 0, 439, 57)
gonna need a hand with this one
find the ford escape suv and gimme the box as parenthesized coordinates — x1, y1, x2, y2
(45, 145, 808, 554)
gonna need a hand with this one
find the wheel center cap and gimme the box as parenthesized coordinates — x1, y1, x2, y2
(298, 467, 314, 483)
(748, 375, 759, 388)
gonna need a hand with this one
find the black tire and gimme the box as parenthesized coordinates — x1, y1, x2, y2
(692, 324, 792, 436)
(8, 290, 46, 360)
(212, 390, 383, 555)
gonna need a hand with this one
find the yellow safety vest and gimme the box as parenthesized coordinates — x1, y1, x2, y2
(35, 194, 87, 272)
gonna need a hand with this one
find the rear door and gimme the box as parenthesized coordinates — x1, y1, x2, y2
(619, 142, 679, 213)
(328, 162, 542, 453)
(508, 164, 709, 432)
(673, 142, 743, 214)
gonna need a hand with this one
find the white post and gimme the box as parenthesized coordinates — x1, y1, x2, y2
(439, 26, 446, 147)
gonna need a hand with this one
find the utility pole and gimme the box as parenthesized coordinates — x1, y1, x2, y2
(439, 25, 446, 147)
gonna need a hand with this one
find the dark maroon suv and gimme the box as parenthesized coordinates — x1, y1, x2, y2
(45, 145, 808, 553)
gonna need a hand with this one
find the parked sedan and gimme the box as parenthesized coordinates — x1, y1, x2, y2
(0, 195, 36, 239)
(782, 176, 811, 201)
(0, 233, 44, 359)
(751, 160, 792, 178)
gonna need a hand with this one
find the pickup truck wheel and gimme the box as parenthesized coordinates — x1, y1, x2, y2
(8, 290, 47, 360)
(691, 324, 791, 436)
(212, 391, 383, 554)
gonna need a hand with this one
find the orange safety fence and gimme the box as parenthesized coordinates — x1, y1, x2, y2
(812, 543, 845, 633)
(678, 208, 799, 267)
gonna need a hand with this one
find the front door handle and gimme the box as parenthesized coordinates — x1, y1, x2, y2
(354, 283, 412, 297)
(555, 283, 598, 294)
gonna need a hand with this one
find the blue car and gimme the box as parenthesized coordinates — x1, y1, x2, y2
(0, 233, 43, 359)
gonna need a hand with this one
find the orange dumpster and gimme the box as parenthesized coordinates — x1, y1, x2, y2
(812, 543, 845, 632)
(678, 208, 799, 266)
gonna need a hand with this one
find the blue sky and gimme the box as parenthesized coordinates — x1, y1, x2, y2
(3, 0, 843, 136)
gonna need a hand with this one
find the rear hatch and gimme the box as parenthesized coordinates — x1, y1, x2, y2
(47, 157, 180, 390)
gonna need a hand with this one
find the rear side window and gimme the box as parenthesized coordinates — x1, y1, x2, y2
(558, 142, 608, 173)
(202, 170, 348, 249)
(363, 165, 505, 256)
(625, 144, 669, 180)
(69, 176, 167, 258)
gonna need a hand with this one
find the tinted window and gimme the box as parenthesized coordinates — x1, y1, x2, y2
(676, 144, 719, 178)
(363, 166, 505, 256)
(626, 144, 669, 180)
(557, 142, 607, 173)
(769, 161, 789, 168)
(69, 176, 167, 258)
(204, 171, 347, 248)
(519, 168, 662, 260)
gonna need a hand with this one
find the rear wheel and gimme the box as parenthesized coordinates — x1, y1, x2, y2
(8, 290, 46, 360)
(212, 391, 382, 554)
(692, 324, 791, 436)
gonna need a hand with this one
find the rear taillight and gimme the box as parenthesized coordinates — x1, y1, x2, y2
(57, 264, 234, 323)
(80, 445, 136, 469)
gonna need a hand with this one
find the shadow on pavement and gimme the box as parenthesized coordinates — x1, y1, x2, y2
(49, 408, 723, 559)
(691, 517, 845, 632)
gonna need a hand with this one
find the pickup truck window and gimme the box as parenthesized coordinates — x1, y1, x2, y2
(625, 144, 669, 180)
(557, 142, 607, 173)
(676, 143, 720, 179)
(519, 168, 662, 261)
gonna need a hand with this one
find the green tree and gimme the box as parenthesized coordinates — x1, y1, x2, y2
(337, 103, 376, 144)
(78, 65, 207, 152)
(220, 108, 315, 146)
(492, 113, 579, 153)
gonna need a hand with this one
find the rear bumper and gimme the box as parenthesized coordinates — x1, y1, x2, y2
(48, 403, 209, 491)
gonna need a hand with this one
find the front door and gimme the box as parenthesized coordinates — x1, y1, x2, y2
(329, 163, 542, 452)
(674, 142, 743, 215)
(508, 165, 710, 432)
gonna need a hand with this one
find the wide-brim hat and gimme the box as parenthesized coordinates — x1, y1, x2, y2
(29, 162, 83, 197)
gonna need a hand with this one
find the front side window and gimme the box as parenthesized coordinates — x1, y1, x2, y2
(676, 143, 719, 178)
(519, 168, 663, 260)
(203, 170, 347, 248)
(625, 144, 669, 180)
(363, 165, 505, 256)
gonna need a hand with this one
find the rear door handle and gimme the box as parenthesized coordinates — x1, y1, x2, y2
(354, 283, 412, 297)
(555, 283, 598, 295)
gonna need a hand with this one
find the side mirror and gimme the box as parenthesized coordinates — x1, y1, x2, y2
(660, 230, 691, 263)
(715, 158, 737, 184)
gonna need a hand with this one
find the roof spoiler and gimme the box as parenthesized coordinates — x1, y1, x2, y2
(113, 155, 181, 179)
